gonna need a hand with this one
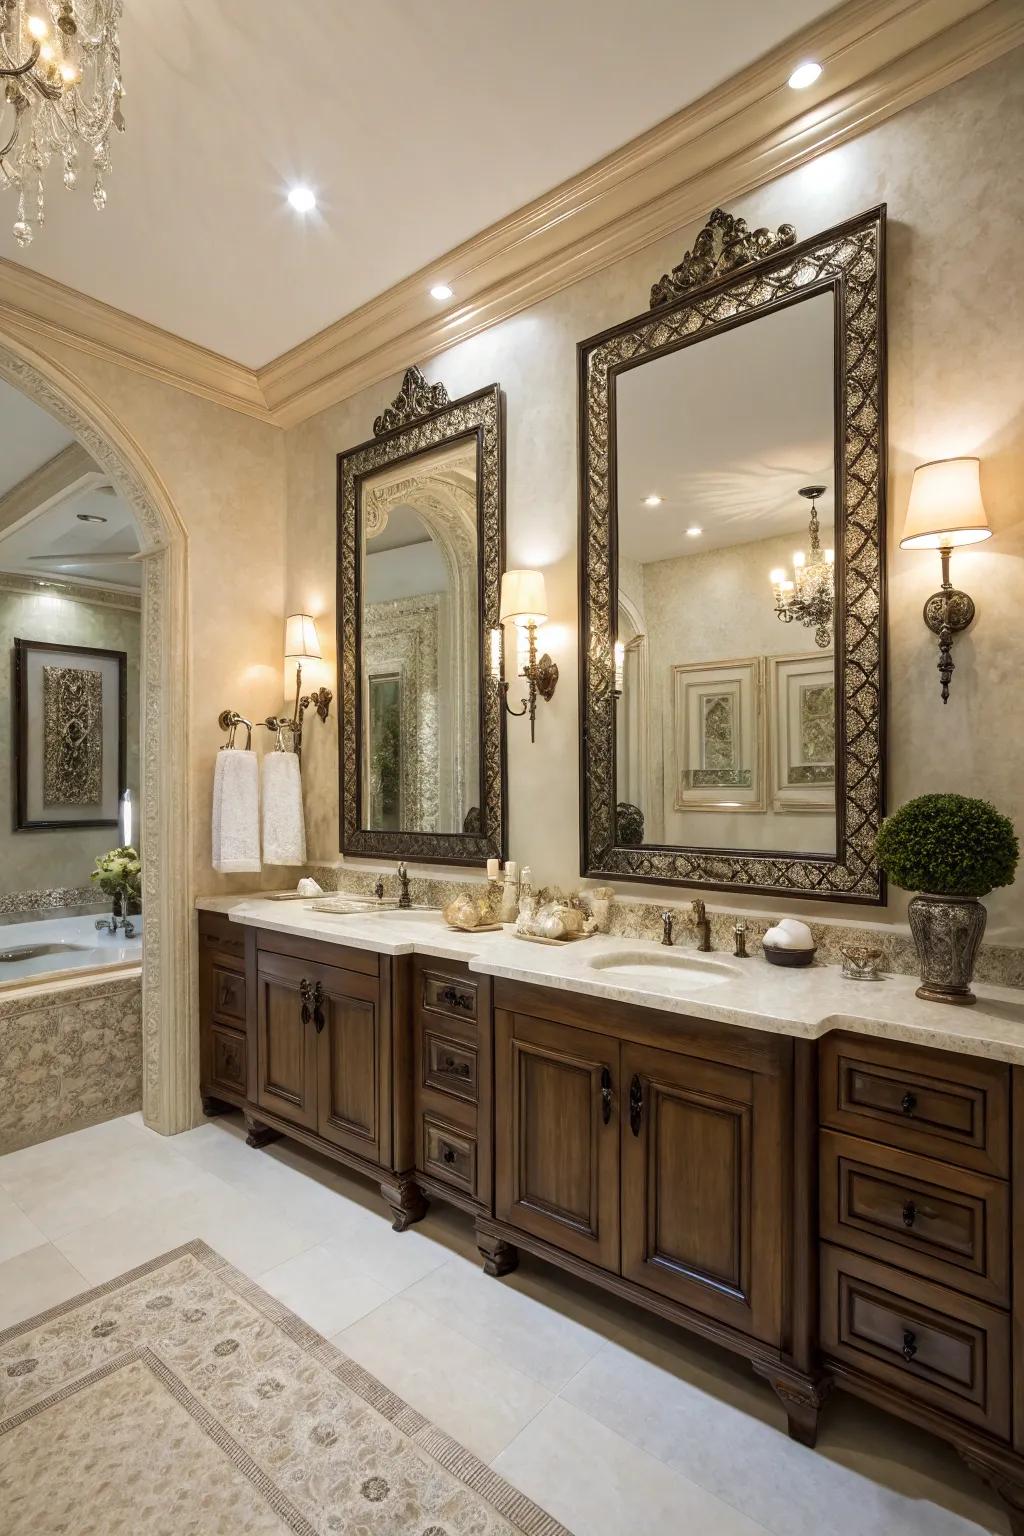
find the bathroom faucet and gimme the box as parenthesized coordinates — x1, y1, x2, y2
(396, 862, 412, 910)
(661, 910, 674, 946)
(373, 877, 385, 901)
(95, 914, 136, 939)
(691, 900, 712, 952)
(733, 919, 748, 958)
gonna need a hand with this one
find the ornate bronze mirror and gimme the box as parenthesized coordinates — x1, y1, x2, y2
(337, 367, 506, 864)
(578, 206, 887, 902)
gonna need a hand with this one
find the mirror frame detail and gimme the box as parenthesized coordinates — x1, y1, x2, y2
(337, 367, 507, 865)
(577, 206, 888, 904)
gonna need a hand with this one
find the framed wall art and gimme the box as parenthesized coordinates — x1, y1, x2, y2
(13, 638, 127, 832)
(671, 656, 766, 813)
(767, 651, 836, 814)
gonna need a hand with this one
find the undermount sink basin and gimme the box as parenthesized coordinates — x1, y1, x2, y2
(586, 950, 733, 988)
(337, 906, 443, 924)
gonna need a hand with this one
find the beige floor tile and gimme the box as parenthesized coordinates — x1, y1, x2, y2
(337, 1294, 551, 1462)
(50, 1170, 238, 1284)
(494, 1396, 769, 1536)
(0, 1243, 89, 1330)
(258, 1244, 392, 1335)
(403, 1256, 608, 1391)
(317, 1210, 453, 1295)
(0, 1190, 47, 1265)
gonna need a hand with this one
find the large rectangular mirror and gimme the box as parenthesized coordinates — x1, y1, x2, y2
(579, 206, 886, 902)
(338, 369, 506, 864)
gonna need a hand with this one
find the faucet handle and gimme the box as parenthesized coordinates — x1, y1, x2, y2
(691, 898, 706, 919)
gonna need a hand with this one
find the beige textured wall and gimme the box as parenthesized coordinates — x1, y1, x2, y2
(0, 586, 141, 898)
(285, 49, 1024, 944)
(0, 341, 288, 897)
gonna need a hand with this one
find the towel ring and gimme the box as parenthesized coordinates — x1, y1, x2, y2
(217, 710, 253, 751)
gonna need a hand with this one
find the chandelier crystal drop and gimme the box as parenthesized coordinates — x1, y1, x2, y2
(0, 1, 124, 247)
(769, 485, 835, 649)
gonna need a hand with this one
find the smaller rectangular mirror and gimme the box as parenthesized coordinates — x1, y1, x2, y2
(338, 369, 506, 865)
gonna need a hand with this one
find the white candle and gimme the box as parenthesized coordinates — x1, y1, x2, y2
(120, 789, 133, 848)
(488, 627, 503, 681)
(487, 858, 501, 880)
(613, 640, 625, 694)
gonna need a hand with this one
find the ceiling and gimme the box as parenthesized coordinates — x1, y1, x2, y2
(616, 292, 836, 565)
(0, 382, 141, 589)
(9, 0, 836, 367)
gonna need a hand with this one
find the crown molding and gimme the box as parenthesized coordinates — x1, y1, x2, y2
(0, 440, 100, 535)
(0, 257, 272, 423)
(260, 0, 1022, 426)
(0, 0, 1018, 431)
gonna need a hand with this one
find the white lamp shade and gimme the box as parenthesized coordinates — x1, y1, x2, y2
(499, 569, 547, 626)
(284, 613, 321, 662)
(900, 458, 991, 550)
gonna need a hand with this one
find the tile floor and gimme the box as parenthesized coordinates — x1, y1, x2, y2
(0, 1111, 1011, 1535)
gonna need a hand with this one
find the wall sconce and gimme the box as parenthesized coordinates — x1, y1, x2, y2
(489, 569, 558, 742)
(900, 458, 991, 703)
(613, 640, 625, 698)
(219, 612, 333, 758)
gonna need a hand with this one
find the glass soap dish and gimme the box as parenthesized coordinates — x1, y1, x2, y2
(840, 944, 884, 981)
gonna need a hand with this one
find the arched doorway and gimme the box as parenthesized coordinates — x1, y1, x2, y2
(0, 334, 194, 1135)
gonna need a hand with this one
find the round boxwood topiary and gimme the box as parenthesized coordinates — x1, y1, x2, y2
(874, 794, 1018, 899)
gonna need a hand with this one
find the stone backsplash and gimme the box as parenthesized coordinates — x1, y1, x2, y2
(306, 864, 1024, 989)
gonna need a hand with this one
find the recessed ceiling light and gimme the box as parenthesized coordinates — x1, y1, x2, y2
(76, 511, 108, 523)
(686, 526, 703, 537)
(788, 60, 822, 90)
(430, 283, 454, 301)
(644, 495, 663, 507)
(287, 185, 316, 213)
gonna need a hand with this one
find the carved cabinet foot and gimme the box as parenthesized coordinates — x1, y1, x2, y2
(201, 1094, 231, 1118)
(243, 1113, 281, 1149)
(958, 1446, 1024, 1536)
(752, 1363, 832, 1449)
(380, 1174, 428, 1232)
(476, 1228, 519, 1278)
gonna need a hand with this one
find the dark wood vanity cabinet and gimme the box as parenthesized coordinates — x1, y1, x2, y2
(488, 982, 790, 1358)
(412, 956, 492, 1212)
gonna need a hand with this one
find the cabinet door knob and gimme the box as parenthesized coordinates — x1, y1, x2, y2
(899, 1091, 917, 1116)
(441, 987, 472, 1011)
(629, 1074, 643, 1137)
(600, 1066, 613, 1125)
(901, 1329, 918, 1362)
(901, 1200, 918, 1229)
(441, 1143, 457, 1165)
(442, 1056, 471, 1078)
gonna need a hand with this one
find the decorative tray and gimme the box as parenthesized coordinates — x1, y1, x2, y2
(446, 922, 504, 934)
(512, 930, 592, 947)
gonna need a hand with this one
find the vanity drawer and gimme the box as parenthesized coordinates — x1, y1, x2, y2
(422, 968, 478, 1024)
(199, 911, 245, 962)
(821, 1244, 1010, 1437)
(421, 1024, 478, 1103)
(820, 1132, 1009, 1305)
(819, 1034, 1009, 1177)
(207, 1023, 248, 1101)
(421, 1115, 477, 1196)
(211, 963, 246, 1026)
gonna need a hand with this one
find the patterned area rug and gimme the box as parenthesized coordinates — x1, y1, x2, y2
(0, 1239, 569, 1536)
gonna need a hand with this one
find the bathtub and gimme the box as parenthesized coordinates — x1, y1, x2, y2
(0, 910, 142, 986)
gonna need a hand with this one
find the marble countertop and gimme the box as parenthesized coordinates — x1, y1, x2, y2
(196, 893, 1024, 1065)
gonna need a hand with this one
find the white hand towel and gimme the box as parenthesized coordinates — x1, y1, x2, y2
(262, 750, 306, 866)
(212, 749, 261, 874)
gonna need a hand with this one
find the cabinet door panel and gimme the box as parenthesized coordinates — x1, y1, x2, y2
(621, 1042, 783, 1345)
(317, 968, 380, 1161)
(495, 1011, 620, 1271)
(256, 953, 318, 1130)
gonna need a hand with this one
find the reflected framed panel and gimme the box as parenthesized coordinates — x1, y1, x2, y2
(672, 657, 766, 813)
(768, 652, 836, 815)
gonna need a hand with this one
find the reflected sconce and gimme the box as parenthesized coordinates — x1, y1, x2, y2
(489, 569, 559, 743)
(613, 640, 625, 698)
(900, 458, 991, 703)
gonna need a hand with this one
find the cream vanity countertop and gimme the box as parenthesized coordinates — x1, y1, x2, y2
(197, 894, 1024, 1065)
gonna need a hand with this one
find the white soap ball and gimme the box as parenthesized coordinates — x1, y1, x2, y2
(764, 924, 798, 948)
(777, 918, 814, 949)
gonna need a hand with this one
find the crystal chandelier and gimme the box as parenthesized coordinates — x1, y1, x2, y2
(769, 485, 835, 649)
(0, 2, 124, 247)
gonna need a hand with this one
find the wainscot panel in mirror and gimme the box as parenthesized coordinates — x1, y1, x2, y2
(579, 206, 887, 903)
(338, 367, 506, 864)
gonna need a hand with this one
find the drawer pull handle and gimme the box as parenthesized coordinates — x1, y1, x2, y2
(901, 1200, 918, 1229)
(440, 987, 473, 1011)
(441, 1056, 471, 1079)
(600, 1066, 613, 1125)
(901, 1329, 918, 1362)
(299, 977, 312, 1026)
(899, 1091, 917, 1116)
(440, 1143, 458, 1165)
(629, 1074, 643, 1137)
(313, 981, 326, 1034)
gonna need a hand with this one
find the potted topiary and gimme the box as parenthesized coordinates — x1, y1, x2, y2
(874, 794, 1018, 1005)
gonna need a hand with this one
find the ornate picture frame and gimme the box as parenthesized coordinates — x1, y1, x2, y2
(13, 637, 127, 832)
(337, 367, 506, 864)
(578, 205, 887, 903)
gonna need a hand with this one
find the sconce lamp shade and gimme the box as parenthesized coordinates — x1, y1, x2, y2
(284, 613, 321, 662)
(900, 458, 991, 550)
(500, 570, 548, 627)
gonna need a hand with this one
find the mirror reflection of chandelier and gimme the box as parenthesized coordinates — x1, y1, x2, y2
(0, 2, 124, 247)
(769, 484, 835, 649)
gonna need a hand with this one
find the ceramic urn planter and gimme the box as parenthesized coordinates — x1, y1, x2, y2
(907, 893, 987, 1006)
